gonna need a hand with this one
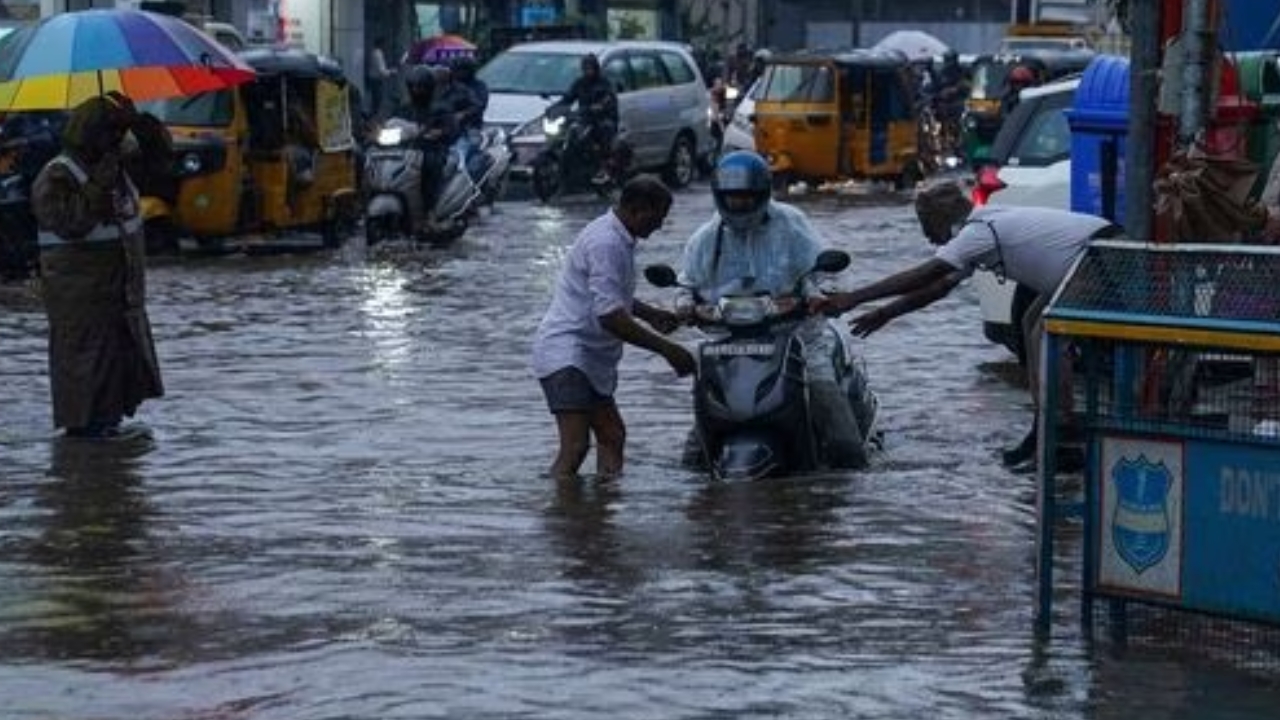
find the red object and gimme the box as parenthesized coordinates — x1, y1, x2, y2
(970, 164, 1006, 206)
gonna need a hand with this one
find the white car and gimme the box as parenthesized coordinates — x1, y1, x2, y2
(972, 77, 1079, 361)
(476, 40, 714, 188)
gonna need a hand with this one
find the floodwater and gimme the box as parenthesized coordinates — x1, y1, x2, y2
(2, 185, 1279, 719)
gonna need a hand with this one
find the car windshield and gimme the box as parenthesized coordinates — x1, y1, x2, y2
(759, 64, 834, 102)
(478, 51, 584, 95)
(138, 90, 235, 127)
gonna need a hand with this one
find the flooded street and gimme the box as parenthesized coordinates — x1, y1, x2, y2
(2, 184, 1279, 718)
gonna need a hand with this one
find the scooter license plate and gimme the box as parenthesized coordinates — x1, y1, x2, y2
(703, 343, 775, 357)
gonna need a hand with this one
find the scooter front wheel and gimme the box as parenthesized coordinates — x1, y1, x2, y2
(531, 155, 562, 203)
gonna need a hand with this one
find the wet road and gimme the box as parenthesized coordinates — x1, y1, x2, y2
(2, 184, 1279, 718)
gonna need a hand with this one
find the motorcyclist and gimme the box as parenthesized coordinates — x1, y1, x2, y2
(548, 53, 619, 185)
(447, 54, 491, 179)
(675, 150, 868, 468)
(927, 50, 968, 150)
(450, 55, 489, 132)
(390, 64, 455, 224)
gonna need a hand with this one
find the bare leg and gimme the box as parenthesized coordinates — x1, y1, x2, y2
(591, 402, 626, 478)
(550, 411, 592, 481)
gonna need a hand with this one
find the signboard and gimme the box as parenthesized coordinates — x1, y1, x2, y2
(1094, 434, 1280, 623)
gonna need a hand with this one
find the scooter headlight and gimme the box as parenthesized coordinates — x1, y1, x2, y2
(377, 127, 404, 146)
(717, 296, 773, 326)
(542, 115, 565, 136)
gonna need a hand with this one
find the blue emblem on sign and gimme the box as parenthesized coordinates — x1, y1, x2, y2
(1111, 455, 1173, 574)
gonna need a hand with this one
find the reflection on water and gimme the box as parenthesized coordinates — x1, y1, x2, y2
(1, 194, 1279, 717)
(4, 435, 191, 666)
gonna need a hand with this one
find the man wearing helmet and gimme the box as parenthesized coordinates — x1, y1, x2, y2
(390, 65, 456, 226)
(548, 54, 619, 185)
(675, 150, 867, 468)
(818, 179, 1121, 470)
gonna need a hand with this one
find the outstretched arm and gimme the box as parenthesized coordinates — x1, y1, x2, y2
(827, 258, 957, 314)
(848, 262, 967, 337)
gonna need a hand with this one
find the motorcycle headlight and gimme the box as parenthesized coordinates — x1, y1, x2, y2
(542, 115, 565, 136)
(717, 296, 773, 326)
(180, 152, 202, 175)
(725, 86, 740, 102)
(377, 127, 404, 146)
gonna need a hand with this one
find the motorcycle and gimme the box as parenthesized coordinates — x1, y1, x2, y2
(645, 250, 881, 481)
(530, 106, 632, 203)
(363, 118, 508, 247)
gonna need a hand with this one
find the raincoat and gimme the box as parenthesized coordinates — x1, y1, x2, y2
(676, 199, 838, 382)
(32, 96, 164, 431)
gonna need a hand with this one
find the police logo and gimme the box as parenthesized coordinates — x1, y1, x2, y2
(1110, 455, 1173, 574)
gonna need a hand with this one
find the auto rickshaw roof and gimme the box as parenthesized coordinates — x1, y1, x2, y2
(238, 46, 349, 83)
(765, 47, 911, 69)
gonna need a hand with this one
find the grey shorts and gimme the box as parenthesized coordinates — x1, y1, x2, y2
(538, 367, 614, 414)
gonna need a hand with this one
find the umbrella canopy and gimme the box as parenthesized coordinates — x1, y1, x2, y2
(872, 29, 950, 63)
(0, 9, 255, 111)
(407, 33, 477, 65)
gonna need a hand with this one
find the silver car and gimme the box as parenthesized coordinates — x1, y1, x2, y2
(478, 40, 713, 188)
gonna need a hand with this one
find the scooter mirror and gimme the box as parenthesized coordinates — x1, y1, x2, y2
(812, 249, 851, 274)
(644, 264, 679, 287)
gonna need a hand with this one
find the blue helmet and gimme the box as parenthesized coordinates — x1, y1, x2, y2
(713, 150, 771, 230)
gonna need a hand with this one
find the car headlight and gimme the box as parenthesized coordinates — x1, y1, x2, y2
(377, 127, 404, 146)
(717, 296, 773, 326)
(180, 152, 202, 175)
(542, 115, 565, 136)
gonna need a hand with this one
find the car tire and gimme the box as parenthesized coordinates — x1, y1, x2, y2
(663, 134, 696, 189)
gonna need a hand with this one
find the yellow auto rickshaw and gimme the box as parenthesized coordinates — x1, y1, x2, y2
(139, 47, 361, 253)
(752, 49, 921, 190)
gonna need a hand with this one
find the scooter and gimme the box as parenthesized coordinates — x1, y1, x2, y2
(363, 118, 492, 247)
(530, 106, 632, 203)
(645, 250, 880, 481)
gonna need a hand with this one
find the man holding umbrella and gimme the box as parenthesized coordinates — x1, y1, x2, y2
(31, 93, 170, 438)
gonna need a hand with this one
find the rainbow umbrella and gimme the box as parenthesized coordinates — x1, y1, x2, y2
(0, 9, 255, 112)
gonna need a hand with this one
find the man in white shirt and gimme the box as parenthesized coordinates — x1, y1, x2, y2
(819, 180, 1120, 468)
(531, 175, 696, 482)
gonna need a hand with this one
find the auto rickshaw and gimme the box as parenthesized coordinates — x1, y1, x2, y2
(752, 49, 921, 191)
(960, 48, 1095, 163)
(139, 47, 361, 253)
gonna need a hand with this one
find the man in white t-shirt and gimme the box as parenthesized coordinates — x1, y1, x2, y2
(818, 180, 1120, 468)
